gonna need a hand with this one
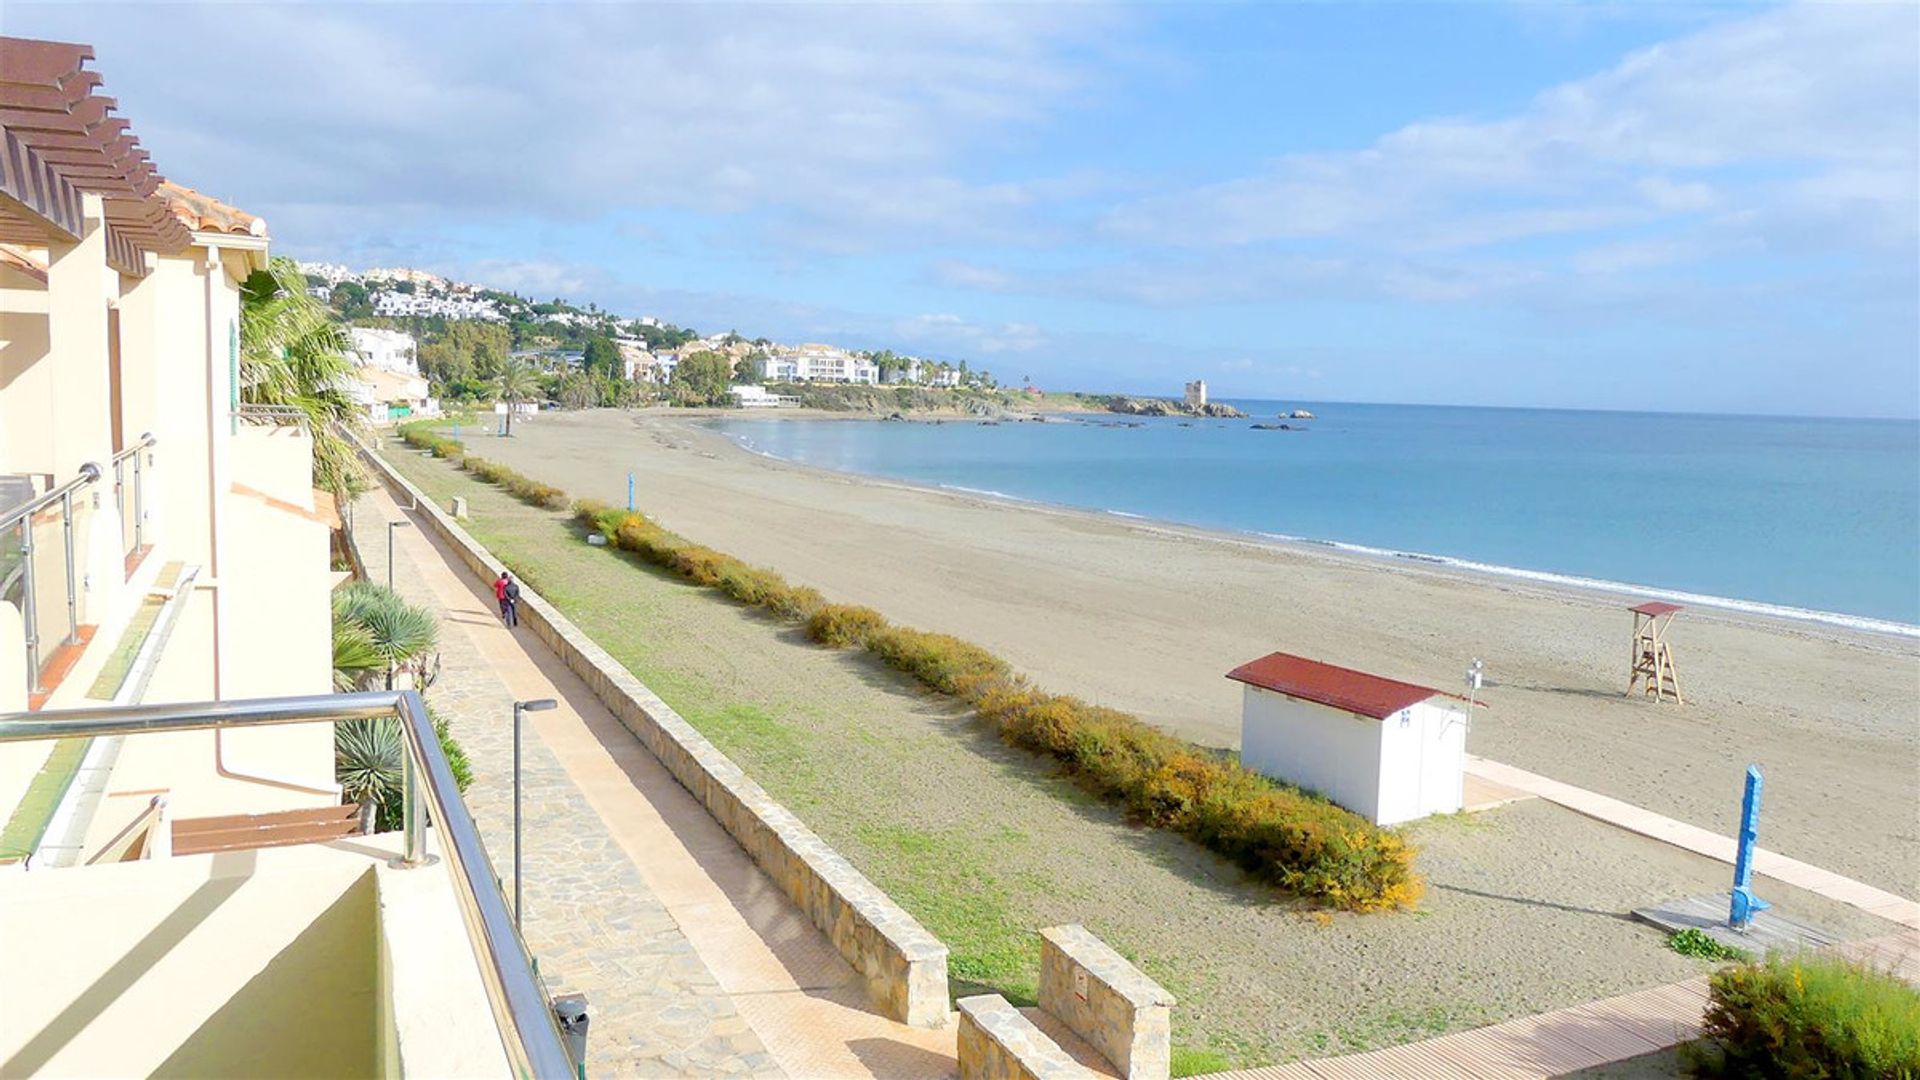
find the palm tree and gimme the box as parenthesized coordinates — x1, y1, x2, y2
(495, 355, 542, 436)
(239, 256, 367, 497)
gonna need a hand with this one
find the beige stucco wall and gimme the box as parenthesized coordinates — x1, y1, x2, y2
(0, 833, 511, 1079)
(0, 842, 380, 1079)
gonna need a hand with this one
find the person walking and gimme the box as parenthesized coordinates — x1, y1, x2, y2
(503, 574, 521, 628)
(494, 571, 512, 623)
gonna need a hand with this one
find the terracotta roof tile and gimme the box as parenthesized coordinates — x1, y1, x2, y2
(158, 180, 267, 238)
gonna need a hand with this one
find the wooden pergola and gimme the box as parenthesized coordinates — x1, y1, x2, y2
(0, 37, 190, 275)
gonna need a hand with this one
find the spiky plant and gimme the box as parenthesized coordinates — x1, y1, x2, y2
(331, 582, 438, 689)
(335, 717, 403, 833)
(331, 619, 383, 691)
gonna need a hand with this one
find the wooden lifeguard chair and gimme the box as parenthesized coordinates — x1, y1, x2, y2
(1627, 601, 1684, 704)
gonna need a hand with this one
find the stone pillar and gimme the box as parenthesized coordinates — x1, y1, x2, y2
(1038, 925, 1175, 1080)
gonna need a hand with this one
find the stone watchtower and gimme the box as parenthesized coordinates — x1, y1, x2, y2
(1183, 379, 1207, 409)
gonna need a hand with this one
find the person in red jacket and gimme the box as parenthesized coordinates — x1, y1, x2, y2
(493, 571, 511, 623)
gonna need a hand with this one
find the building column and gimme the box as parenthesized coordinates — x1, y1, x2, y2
(42, 192, 116, 481)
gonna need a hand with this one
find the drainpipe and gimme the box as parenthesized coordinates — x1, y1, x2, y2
(200, 244, 338, 799)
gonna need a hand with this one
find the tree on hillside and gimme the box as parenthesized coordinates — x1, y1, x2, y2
(670, 350, 732, 406)
(239, 255, 366, 498)
(495, 355, 542, 436)
(734, 350, 768, 383)
(582, 334, 621, 379)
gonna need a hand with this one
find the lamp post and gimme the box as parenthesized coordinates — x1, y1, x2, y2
(386, 520, 411, 591)
(511, 698, 558, 932)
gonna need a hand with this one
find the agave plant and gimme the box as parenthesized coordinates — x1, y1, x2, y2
(335, 717, 402, 833)
(331, 582, 438, 690)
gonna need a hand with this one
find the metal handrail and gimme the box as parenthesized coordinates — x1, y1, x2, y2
(0, 461, 99, 534)
(1, 462, 101, 693)
(233, 404, 312, 431)
(0, 690, 578, 1079)
(108, 432, 157, 467)
(111, 433, 156, 559)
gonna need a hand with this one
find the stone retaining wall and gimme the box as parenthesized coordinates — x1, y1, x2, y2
(1039, 924, 1174, 1080)
(957, 995, 1094, 1080)
(360, 438, 952, 1027)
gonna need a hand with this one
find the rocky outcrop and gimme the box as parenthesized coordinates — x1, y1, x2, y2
(1105, 397, 1247, 419)
(1289, 409, 1315, 419)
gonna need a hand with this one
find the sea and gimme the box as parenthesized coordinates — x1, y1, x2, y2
(707, 401, 1920, 633)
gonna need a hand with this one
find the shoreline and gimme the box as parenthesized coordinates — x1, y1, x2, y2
(702, 414, 1920, 647)
(454, 408, 1920, 895)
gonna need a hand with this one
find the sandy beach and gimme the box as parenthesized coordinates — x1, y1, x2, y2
(463, 408, 1920, 898)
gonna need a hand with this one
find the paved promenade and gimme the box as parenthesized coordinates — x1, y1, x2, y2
(353, 487, 959, 1078)
(1466, 756, 1920, 930)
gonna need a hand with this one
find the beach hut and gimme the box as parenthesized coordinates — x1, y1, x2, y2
(1226, 652, 1469, 826)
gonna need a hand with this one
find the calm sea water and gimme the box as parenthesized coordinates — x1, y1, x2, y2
(708, 402, 1920, 630)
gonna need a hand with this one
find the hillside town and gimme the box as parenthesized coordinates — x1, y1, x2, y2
(301, 261, 993, 419)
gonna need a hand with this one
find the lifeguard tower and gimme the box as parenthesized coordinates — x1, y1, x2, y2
(1628, 601, 1684, 704)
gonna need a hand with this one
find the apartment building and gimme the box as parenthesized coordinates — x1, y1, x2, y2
(0, 37, 568, 1076)
(764, 343, 880, 384)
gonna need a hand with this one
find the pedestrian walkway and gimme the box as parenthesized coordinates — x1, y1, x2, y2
(1465, 756, 1920, 930)
(353, 487, 960, 1078)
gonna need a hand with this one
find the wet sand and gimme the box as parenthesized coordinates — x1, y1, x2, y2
(464, 408, 1920, 897)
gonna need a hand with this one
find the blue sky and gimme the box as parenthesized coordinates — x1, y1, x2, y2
(17, 2, 1918, 416)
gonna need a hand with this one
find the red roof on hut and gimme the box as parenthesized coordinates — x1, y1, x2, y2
(1226, 652, 1450, 721)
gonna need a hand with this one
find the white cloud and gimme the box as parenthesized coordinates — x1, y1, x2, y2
(13, 3, 1128, 254)
(1101, 2, 1917, 255)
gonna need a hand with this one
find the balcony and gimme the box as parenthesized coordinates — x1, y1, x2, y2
(0, 691, 581, 1078)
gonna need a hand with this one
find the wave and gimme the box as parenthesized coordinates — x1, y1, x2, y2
(939, 483, 1031, 503)
(1252, 531, 1919, 640)
(708, 423, 1919, 640)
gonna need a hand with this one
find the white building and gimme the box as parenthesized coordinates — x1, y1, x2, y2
(348, 326, 418, 376)
(729, 385, 799, 408)
(1226, 652, 1469, 826)
(369, 291, 503, 321)
(765, 344, 879, 384)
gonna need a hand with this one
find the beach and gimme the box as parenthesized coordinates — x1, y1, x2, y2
(465, 408, 1920, 898)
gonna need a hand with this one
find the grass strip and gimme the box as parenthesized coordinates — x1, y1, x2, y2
(398, 420, 1422, 910)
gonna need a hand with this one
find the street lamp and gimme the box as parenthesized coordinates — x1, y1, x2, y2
(386, 519, 411, 591)
(511, 698, 558, 932)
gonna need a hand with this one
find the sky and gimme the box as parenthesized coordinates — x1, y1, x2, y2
(12, 2, 1918, 416)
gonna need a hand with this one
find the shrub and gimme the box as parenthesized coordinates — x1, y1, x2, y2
(806, 604, 889, 648)
(866, 625, 1013, 700)
(974, 683, 1420, 910)
(762, 581, 826, 620)
(391, 423, 1421, 910)
(1689, 953, 1920, 1078)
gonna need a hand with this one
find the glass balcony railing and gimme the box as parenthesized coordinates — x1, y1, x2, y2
(0, 690, 581, 1078)
(1, 463, 102, 696)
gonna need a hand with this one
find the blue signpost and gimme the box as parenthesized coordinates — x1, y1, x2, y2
(627, 471, 635, 511)
(1729, 764, 1770, 929)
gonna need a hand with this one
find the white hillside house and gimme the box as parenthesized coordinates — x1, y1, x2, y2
(1226, 652, 1469, 826)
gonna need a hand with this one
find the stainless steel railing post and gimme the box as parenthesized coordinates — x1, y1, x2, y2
(399, 739, 426, 867)
(20, 519, 39, 695)
(60, 490, 77, 645)
(133, 446, 146, 552)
